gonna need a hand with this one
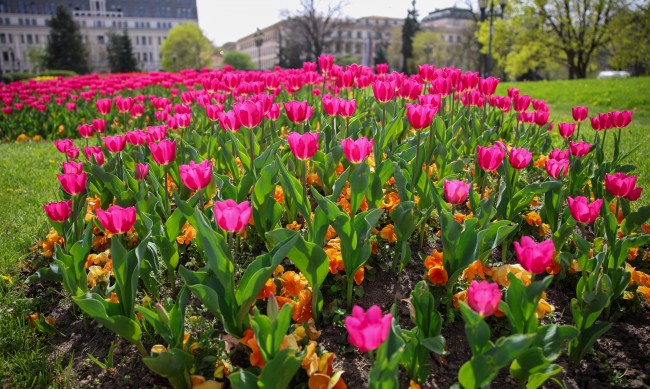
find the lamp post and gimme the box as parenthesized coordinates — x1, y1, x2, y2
(254, 28, 264, 70)
(479, 0, 506, 76)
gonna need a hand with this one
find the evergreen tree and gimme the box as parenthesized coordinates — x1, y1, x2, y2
(401, 0, 419, 74)
(45, 5, 89, 74)
(107, 31, 138, 73)
(374, 43, 388, 67)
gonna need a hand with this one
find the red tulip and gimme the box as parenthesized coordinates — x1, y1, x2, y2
(344, 305, 392, 353)
(62, 161, 83, 174)
(467, 281, 501, 317)
(96, 205, 137, 234)
(134, 163, 150, 181)
(342, 137, 373, 164)
(557, 122, 576, 139)
(569, 141, 591, 157)
(96, 98, 112, 115)
(512, 94, 531, 113)
(598, 113, 613, 130)
(103, 135, 127, 153)
(444, 179, 471, 205)
(508, 147, 532, 169)
(567, 196, 602, 224)
(179, 160, 213, 190)
(43, 200, 72, 222)
(406, 103, 437, 130)
(605, 172, 637, 198)
(534, 111, 549, 126)
(57, 172, 88, 195)
(149, 139, 177, 165)
(372, 80, 395, 103)
(283, 101, 313, 124)
(514, 236, 555, 274)
(476, 145, 506, 172)
(287, 132, 319, 160)
(545, 158, 569, 178)
(78, 124, 93, 138)
(589, 116, 602, 131)
(234, 100, 264, 129)
(213, 199, 252, 232)
(572, 106, 588, 122)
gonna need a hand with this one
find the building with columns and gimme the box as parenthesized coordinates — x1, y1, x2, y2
(0, 0, 197, 74)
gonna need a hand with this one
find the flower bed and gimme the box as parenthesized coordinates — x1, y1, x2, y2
(15, 58, 650, 388)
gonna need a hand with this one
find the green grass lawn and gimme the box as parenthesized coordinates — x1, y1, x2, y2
(498, 77, 650, 206)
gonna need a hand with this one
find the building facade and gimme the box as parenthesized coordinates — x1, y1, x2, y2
(234, 16, 404, 70)
(0, 0, 197, 74)
(420, 7, 478, 69)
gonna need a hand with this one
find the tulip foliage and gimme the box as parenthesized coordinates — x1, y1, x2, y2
(20, 58, 650, 387)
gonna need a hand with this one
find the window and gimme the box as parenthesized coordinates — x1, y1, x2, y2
(357, 31, 362, 38)
(27, 34, 33, 44)
(35, 35, 39, 44)
(8, 34, 12, 44)
(0, 34, 5, 44)
(18, 18, 23, 25)
(135, 36, 139, 45)
(32, 19, 36, 25)
(20, 34, 24, 44)
(98, 35, 105, 44)
(2, 52, 8, 62)
(136, 52, 140, 60)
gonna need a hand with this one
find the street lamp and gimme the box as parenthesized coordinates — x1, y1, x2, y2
(254, 28, 264, 70)
(479, 0, 506, 76)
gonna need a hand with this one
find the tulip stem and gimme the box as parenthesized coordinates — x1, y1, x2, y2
(135, 341, 148, 358)
(412, 129, 421, 192)
(248, 127, 256, 167)
(163, 166, 170, 217)
(615, 198, 621, 225)
(346, 275, 354, 309)
(480, 171, 489, 199)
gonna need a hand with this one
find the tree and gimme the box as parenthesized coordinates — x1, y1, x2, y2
(107, 31, 138, 73)
(373, 43, 388, 68)
(411, 31, 445, 67)
(334, 54, 360, 66)
(44, 5, 89, 74)
(386, 27, 403, 71)
(401, 0, 419, 73)
(26, 46, 46, 73)
(160, 23, 214, 71)
(528, 0, 618, 79)
(222, 51, 256, 70)
(604, 2, 650, 75)
(279, 0, 347, 64)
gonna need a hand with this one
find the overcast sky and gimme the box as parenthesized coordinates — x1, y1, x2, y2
(196, 0, 461, 46)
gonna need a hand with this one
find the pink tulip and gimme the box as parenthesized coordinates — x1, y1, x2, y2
(146, 125, 167, 143)
(567, 196, 602, 223)
(545, 158, 569, 178)
(376, 63, 388, 75)
(92, 119, 106, 133)
(512, 94, 531, 113)
(218, 110, 241, 132)
(598, 113, 613, 130)
(318, 55, 334, 74)
(589, 116, 602, 131)
(572, 106, 588, 122)
(115, 97, 134, 113)
(57, 172, 88, 195)
(43, 200, 72, 222)
(54, 139, 74, 154)
(62, 161, 83, 174)
(96, 205, 137, 234)
(342, 137, 373, 164)
(625, 186, 643, 201)
(205, 104, 223, 121)
(287, 132, 319, 160)
(179, 160, 213, 190)
(233, 100, 264, 129)
(569, 141, 591, 157)
(134, 163, 150, 181)
(508, 147, 532, 170)
(476, 145, 506, 172)
(372, 80, 396, 103)
(149, 139, 177, 165)
(478, 77, 499, 96)
(549, 148, 569, 161)
(605, 172, 637, 198)
(344, 305, 392, 353)
(514, 236, 555, 274)
(213, 199, 252, 232)
(534, 111, 550, 126)
(96, 98, 112, 115)
(611, 110, 633, 129)
(321, 95, 341, 116)
(265, 103, 281, 121)
(444, 179, 471, 205)
(125, 130, 148, 146)
(66, 146, 80, 159)
(398, 79, 423, 100)
(467, 280, 501, 317)
(103, 135, 127, 153)
(418, 93, 442, 109)
(557, 122, 576, 139)
(338, 99, 356, 117)
(283, 101, 313, 124)
(406, 103, 438, 130)
(78, 124, 93, 138)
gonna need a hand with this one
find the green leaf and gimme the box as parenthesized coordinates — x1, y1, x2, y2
(73, 293, 142, 345)
(229, 369, 259, 389)
(258, 349, 302, 389)
(143, 348, 193, 389)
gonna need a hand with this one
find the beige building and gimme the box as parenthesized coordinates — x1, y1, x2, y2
(420, 7, 478, 69)
(0, 0, 198, 74)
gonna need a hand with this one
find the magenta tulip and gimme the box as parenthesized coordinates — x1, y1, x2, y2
(569, 141, 591, 157)
(572, 106, 588, 122)
(605, 172, 637, 198)
(557, 122, 576, 139)
(103, 135, 127, 153)
(344, 305, 392, 353)
(567, 196, 602, 224)
(508, 147, 532, 169)
(125, 130, 148, 146)
(287, 132, 319, 160)
(96, 205, 137, 234)
(625, 186, 643, 201)
(321, 95, 341, 116)
(179, 160, 213, 191)
(589, 116, 602, 131)
(476, 145, 506, 172)
(611, 110, 633, 128)
(514, 236, 555, 274)
(406, 103, 437, 130)
(467, 281, 501, 317)
(549, 148, 569, 161)
(341, 137, 373, 164)
(57, 172, 88, 195)
(213, 199, 252, 232)
(54, 139, 74, 154)
(43, 200, 72, 222)
(478, 77, 499, 96)
(149, 139, 177, 165)
(283, 101, 313, 124)
(146, 125, 167, 143)
(78, 124, 93, 138)
(338, 99, 356, 117)
(444, 179, 471, 205)
(545, 158, 569, 178)
(218, 110, 241, 132)
(233, 100, 264, 129)
(92, 119, 106, 133)
(134, 163, 150, 181)
(62, 161, 83, 174)
(96, 98, 112, 115)
(371, 80, 396, 103)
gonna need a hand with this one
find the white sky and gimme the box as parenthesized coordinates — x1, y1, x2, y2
(197, 0, 461, 46)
